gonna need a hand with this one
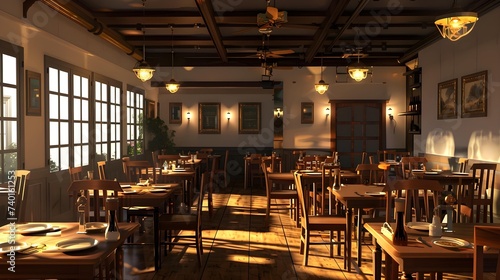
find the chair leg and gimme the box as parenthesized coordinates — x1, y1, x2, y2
(329, 230, 333, 258)
(303, 230, 310, 266)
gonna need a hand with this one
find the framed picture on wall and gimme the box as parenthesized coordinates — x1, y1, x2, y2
(238, 102, 261, 134)
(169, 102, 182, 124)
(199, 102, 220, 134)
(461, 70, 487, 118)
(301, 102, 314, 124)
(437, 79, 457, 119)
(26, 70, 41, 116)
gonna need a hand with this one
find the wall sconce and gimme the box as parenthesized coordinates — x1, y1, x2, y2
(387, 108, 394, 121)
(186, 111, 191, 120)
(226, 111, 231, 120)
(276, 108, 282, 118)
(325, 107, 330, 116)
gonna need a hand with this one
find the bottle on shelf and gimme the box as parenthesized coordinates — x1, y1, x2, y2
(392, 198, 408, 246)
(408, 97, 413, 112)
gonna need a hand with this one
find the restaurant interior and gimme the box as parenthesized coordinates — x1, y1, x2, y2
(1, 0, 500, 279)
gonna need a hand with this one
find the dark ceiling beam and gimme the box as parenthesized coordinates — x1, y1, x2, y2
(325, 0, 370, 52)
(195, 0, 228, 63)
(151, 81, 276, 88)
(398, 0, 500, 64)
(304, 0, 350, 63)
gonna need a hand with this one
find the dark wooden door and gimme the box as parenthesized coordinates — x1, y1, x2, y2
(330, 101, 386, 170)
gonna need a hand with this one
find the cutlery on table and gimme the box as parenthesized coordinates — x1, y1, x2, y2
(416, 236, 432, 247)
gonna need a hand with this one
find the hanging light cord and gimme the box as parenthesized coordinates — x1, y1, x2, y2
(141, 0, 146, 62)
(320, 58, 323, 80)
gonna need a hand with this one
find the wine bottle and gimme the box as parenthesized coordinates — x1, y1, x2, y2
(392, 198, 408, 246)
(105, 195, 120, 241)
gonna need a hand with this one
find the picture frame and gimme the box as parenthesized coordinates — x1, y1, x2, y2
(461, 70, 487, 118)
(437, 79, 457, 119)
(199, 102, 220, 134)
(169, 102, 182, 124)
(301, 102, 314, 124)
(26, 70, 41, 116)
(146, 99, 155, 118)
(238, 102, 261, 134)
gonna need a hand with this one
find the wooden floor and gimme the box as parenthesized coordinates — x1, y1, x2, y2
(121, 180, 493, 280)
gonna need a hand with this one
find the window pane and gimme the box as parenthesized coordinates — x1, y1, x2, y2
(74, 98, 81, 121)
(2, 54, 16, 85)
(60, 71, 69, 94)
(3, 87, 17, 118)
(82, 99, 89, 121)
(101, 84, 107, 102)
(82, 77, 89, 98)
(49, 94, 59, 119)
(3, 121, 17, 149)
(4, 153, 17, 179)
(95, 82, 101, 100)
(74, 146, 81, 167)
(73, 75, 81, 97)
(95, 102, 101, 121)
(82, 123, 89, 143)
(50, 148, 60, 171)
(82, 145, 89, 166)
(49, 122, 59, 145)
(96, 123, 102, 142)
(74, 123, 81, 144)
(60, 96, 69, 120)
(60, 122, 69, 145)
(60, 147, 69, 170)
(48, 68, 59, 92)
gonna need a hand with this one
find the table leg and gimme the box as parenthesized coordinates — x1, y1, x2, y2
(345, 207, 352, 271)
(244, 161, 248, 189)
(373, 239, 381, 280)
(356, 207, 363, 267)
(154, 207, 160, 271)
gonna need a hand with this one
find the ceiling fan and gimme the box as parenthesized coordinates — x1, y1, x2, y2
(252, 34, 294, 60)
(257, 0, 288, 34)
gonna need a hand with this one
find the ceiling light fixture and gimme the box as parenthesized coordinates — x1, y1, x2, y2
(315, 58, 329, 94)
(166, 26, 180, 93)
(434, 0, 478, 42)
(348, 49, 369, 82)
(132, 0, 155, 82)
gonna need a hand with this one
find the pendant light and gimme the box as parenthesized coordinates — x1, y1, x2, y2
(348, 49, 368, 82)
(434, 0, 478, 41)
(166, 26, 180, 93)
(132, 0, 155, 82)
(314, 58, 329, 94)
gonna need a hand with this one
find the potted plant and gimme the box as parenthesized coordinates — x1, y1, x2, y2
(145, 117, 176, 154)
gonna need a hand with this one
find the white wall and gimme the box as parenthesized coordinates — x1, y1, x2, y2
(419, 6, 500, 162)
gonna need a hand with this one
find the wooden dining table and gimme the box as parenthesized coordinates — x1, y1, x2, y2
(365, 222, 500, 280)
(330, 184, 387, 272)
(0, 222, 139, 279)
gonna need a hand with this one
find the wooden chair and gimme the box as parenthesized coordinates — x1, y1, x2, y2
(356, 163, 385, 185)
(249, 153, 263, 187)
(159, 172, 207, 266)
(69, 166, 83, 181)
(461, 163, 497, 223)
(458, 157, 469, 173)
(67, 180, 122, 222)
(400, 156, 428, 179)
(262, 162, 299, 227)
(294, 172, 346, 266)
(14, 170, 30, 223)
(122, 157, 153, 183)
(473, 225, 500, 280)
(212, 149, 229, 188)
(319, 163, 340, 215)
(97, 161, 106, 180)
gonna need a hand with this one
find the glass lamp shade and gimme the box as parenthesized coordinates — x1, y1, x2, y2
(434, 12, 478, 41)
(133, 60, 155, 82)
(348, 63, 369, 82)
(166, 79, 180, 93)
(315, 80, 329, 94)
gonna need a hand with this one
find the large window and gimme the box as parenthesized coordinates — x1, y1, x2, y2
(95, 74, 122, 161)
(46, 57, 91, 171)
(0, 40, 22, 182)
(126, 86, 144, 156)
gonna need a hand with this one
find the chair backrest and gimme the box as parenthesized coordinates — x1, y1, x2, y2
(262, 154, 282, 173)
(97, 161, 106, 180)
(400, 156, 428, 179)
(355, 163, 384, 184)
(388, 179, 442, 223)
(458, 158, 469, 173)
(122, 157, 152, 182)
(301, 156, 317, 170)
(198, 148, 213, 155)
(473, 225, 500, 280)
(67, 180, 123, 222)
(14, 170, 30, 223)
(321, 164, 340, 215)
(69, 166, 83, 181)
(293, 172, 310, 226)
(470, 163, 497, 223)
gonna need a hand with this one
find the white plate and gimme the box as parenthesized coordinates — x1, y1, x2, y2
(85, 222, 107, 233)
(172, 169, 186, 172)
(364, 191, 386, 196)
(425, 171, 439, 175)
(433, 237, 470, 248)
(56, 238, 99, 252)
(119, 184, 131, 188)
(411, 169, 424, 173)
(149, 189, 166, 193)
(123, 189, 138, 194)
(372, 182, 386, 186)
(305, 172, 322, 175)
(407, 222, 431, 231)
(431, 169, 443, 172)
(152, 184, 173, 189)
(452, 172, 469, 176)
(16, 223, 53, 234)
(0, 241, 31, 253)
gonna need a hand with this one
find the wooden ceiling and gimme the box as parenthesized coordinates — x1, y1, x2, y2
(25, 0, 500, 68)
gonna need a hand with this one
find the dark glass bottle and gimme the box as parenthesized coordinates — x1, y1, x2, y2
(392, 198, 408, 246)
(105, 195, 120, 241)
